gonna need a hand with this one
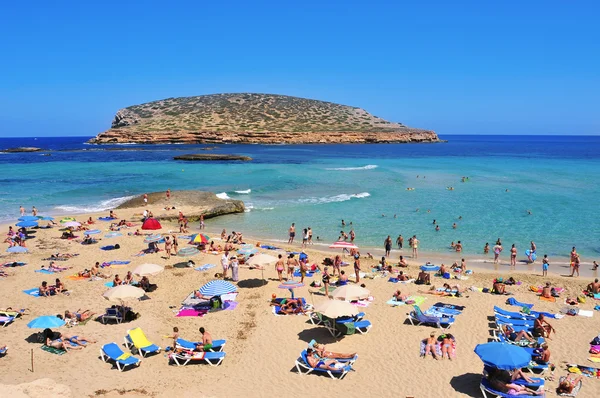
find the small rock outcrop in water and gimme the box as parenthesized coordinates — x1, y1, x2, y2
(174, 154, 252, 161)
(87, 93, 441, 144)
(2, 147, 43, 152)
(117, 190, 244, 221)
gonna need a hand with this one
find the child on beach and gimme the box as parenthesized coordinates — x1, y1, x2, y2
(542, 255, 549, 276)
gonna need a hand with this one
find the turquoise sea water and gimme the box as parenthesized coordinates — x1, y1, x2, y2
(1, 135, 599, 260)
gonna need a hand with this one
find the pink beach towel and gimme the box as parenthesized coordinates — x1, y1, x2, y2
(176, 308, 207, 317)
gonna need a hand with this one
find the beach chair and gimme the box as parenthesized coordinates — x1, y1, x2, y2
(407, 305, 454, 330)
(492, 330, 544, 348)
(100, 343, 141, 371)
(175, 338, 226, 352)
(0, 316, 15, 328)
(309, 311, 364, 326)
(479, 378, 542, 398)
(124, 328, 161, 357)
(168, 350, 226, 366)
(494, 315, 535, 327)
(101, 308, 123, 324)
(294, 350, 352, 379)
(482, 366, 544, 389)
(493, 306, 536, 320)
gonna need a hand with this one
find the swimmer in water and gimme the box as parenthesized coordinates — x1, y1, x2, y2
(435, 225, 440, 232)
(527, 210, 532, 215)
(452, 223, 457, 229)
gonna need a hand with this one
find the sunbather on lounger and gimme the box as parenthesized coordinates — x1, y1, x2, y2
(501, 325, 536, 344)
(487, 367, 536, 386)
(194, 327, 212, 351)
(306, 348, 347, 370)
(312, 343, 356, 359)
(488, 377, 544, 396)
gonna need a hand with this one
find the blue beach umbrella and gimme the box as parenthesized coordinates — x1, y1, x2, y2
(38, 216, 54, 221)
(84, 229, 101, 235)
(199, 280, 237, 296)
(7, 246, 28, 253)
(104, 232, 123, 238)
(18, 216, 39, 222)
(238, 248, 258, 256)
(16, 220, 38, 228)
(420, 264, 440, 272)
(27, 315, 66, 329)
(474, 342, 531, 370)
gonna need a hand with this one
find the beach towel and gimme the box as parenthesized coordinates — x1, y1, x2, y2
(108, 260, 130, 265)
(104, 282, 114, 288)
(67, 275, 88, 281)
(41, 345, 66, 355)
(386, 298, 406, 306)
(567, 364, 600, 378)
(420, 339, 456, 358)
(176, 308, 207, 317)
(101, 262, 128, 269)
(260, 245, 280, 250)
(539, 296, 556, 302)
(223, 301, 238, 310)
(433, 302, 465, 311)
(35, 269, 55, 275)
(195, 264, 217, 272)
(388, 278, 415, 284)
(100, 245, 117, 251)
(2, 262, 26, 267)
(23, 288, 40, 297)
(293, 271, 314, 278)
(506, 298, 534, 309)
(578, 310, 594, 318)
(351, 300, 370, 308)
(405, 296, 426, 307)
(98, 217, 116, 221)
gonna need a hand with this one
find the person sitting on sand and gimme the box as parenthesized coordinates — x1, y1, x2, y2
(305, 348, 347, 371)
(398, 255, 408, 268)
(39, 281, 55, 297)
(112, 274, 122, 287)
(109, 210, 117, 219)
(423, 332, 438, 359)
(337, 270, 349, 285)
(533, 315, 555, 339)
(416, 270, 430, 285)
(195, 327, 213, 352)
(64, 309, 95, 322)
(311, 342, 356, 359)
(279, 299, 307, 315)
(398, 271, 410, 281)
(54, 278, 67, 294)
(123, 271, 134, 285)
(437, 263, 447, 276)
(492, 278, 506, 294)
(61, 229, 75, 239)
(587, 278, 600, 294)
(556, 374, 583, 395)
(393, 289, 407, 302)
(139, 276, 157, 292)
(501, 325, 536, 344)
(90, 262, 110, 279)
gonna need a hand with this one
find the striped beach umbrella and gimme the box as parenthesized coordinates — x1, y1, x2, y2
(278, 280, 304, 298)
(144, 234, 162, 243)
(329, 241, 358, 249)
(199, 280, 237, 296)
(177, 247, 199, 257)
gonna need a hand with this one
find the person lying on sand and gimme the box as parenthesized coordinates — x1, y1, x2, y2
(64, 309, 95, 322)
(392, 290, 407, 302)
(423, 332, 438, 359)
(276, 298, 307, 314)
(556, 374, 583, 395)
(305, 348, 347, 370)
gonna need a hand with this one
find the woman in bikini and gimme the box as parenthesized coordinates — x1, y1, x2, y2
(164, 236, 172, 259)
(556, 374, 583, 395)
(286, 254, 298, 281)
(441, 334, 454, 360)
(424, 332, 438, 359)
(275, 254, 284, 282)
(64, 309, 95, 322)
(510, 244, 517, 267)
(333, 255, 342, 276)
(313, 343, 356, 359)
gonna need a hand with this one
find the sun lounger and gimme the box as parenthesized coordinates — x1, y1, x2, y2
(482, 365, 544, 388)
(0, 347, 7, 356)
(479, 377, 542, 398)
(494, 306, 536, 320)
(100, 342, 141, 371)
(0, 316, 15, 328)
(493, 330, 544, 347)
(101, 308, 123, 324)
(168, 350, 226, 366)
(407, 305, 454, 330)
(294, 350, 352, 379)
(176, 338, 226, 352)
(124, 328, 161, 357)
(494, 315, 535, 327)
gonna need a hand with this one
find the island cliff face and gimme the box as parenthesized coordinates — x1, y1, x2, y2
(88, 93, 441, 144)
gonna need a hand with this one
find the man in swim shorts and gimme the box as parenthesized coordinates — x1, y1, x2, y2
(542, 255, 549, 277)
(195, 327, 213, 351)
(288, 223, 295, 244)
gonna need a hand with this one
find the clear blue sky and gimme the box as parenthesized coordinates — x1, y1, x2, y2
(1, 0, 598, 137)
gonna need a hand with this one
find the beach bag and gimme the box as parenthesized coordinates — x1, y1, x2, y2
(482, 288, 490, 293)
(443, 272, 450, 279)
(567, 308, 578, 316)
(529, 285, 538, 292)
(522, 306, 531, 315)
(591, 336, 600, 345)
(578, 295, 586, 303)
(210, 296, 222, 309)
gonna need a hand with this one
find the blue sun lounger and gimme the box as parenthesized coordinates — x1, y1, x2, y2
(295, 350, 352, 379)
(483, 365, 544, 389)
(175, 338, 226, 352)
(494, 306, 536, 320)
(495, 315, 535, 327)
(100, 343, 141, 371)
(407, 305, 455, 330)
(169, 350, 226, 366)
(0, 316, 15, 328)
(480, 377, 542, 398)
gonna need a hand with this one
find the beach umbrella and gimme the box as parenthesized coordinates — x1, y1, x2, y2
(16, 220, 38, 228)
(474, 342, 531, 370)
(6, 246, 28, 253)
(420, 264, 440, 272)
(246, 253, 277, 267)
(38, 216, 54, 221)
(141, 218, 162, 230)
(331, 285, 370, 301)
(314, 300, 359, 319)
(18, 216, 39, 222)
(103, 285, 146, 302)
(84, 229, 101, 235)
(278, 280, 304, 298)
(63, 221, 81, 228)
(144, 234, 162, 243)
(238, 247, 258, 256)
(199, 280, 237, 296)
(329, 241, 358, 250)
(133, 263, 164, 277)
(177, 247, 199, 257)
(191, 233, 211, 244)
(27, 315, 65, 329)
(60, 217, 76, 223)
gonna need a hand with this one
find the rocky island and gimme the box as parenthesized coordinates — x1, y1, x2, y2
(88, 93, 441, 145)
(174, 154, 252, 161)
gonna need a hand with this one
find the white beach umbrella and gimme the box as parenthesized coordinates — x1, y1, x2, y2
(246, 253, 278, 267)
(314, 300, 359, 319)
(63, 221, 81, 228)
(103, 285, 145, 302)
(331, 285, 370, 301)
(132, 263, 164, 277)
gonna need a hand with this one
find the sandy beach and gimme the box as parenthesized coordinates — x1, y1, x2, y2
(1, 199, 599, 398)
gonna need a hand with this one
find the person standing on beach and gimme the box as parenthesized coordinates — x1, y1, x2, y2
(302, 228, 308, 249)
(510, 244, 517, 267)
(288, 223, 295, 244)
(307, 227, 313, 244)
(287, 254, 298, 281)
(19, 206, 25, 216)
(542, 255, 549, 277)
(353, 254, 361, 283)
(166, 189, 171, 201)
(493, 244, 502, 264)
(322, 267, 331, 299)
(200, 214, 205, 230)
(164, 236, 172, 259)
(32, 206, 37, 216)
(221, 250, 229, 279)
(570, 253, 580, 277)
(397, 234, 403, 249)
(143, 193, 148, 204)
(230, 255, 239, 282)
(384, 235, 392, 257)
(275, 254, 284, 282)
(412, 235, 419, 259)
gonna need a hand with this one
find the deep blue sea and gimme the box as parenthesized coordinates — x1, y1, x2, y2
(1, 135, 599, 259)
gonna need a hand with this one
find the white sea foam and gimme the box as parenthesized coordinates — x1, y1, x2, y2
(297, 192, 371, 204)
(54, 195, 136, 213)
(216, 192, 231, 199)
(233, 189, 251, 194)
(326, 165, 378, 171)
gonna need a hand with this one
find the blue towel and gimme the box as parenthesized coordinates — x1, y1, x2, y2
(388, 278, 399, 283)
(530, 310, 558, 319)
(104, 282, 114, 288)
(35, 269, 56, 275)
(98, 217, 115, 221)
(23, 288, 40, 297)
(293, 271, 314, 278)
(260, 245, 280, 250)
(195, 264, 216, 271)
(108, 260, 130, 265)
(506, 297, 534, 309)
(100, 245, 115, 251)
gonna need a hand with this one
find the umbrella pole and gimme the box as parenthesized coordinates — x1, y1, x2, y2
(30, 348, 34, 372)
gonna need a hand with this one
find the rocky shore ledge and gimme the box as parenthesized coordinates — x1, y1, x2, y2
(173, 154, 252, 161)
(117, 190, 244, 221)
